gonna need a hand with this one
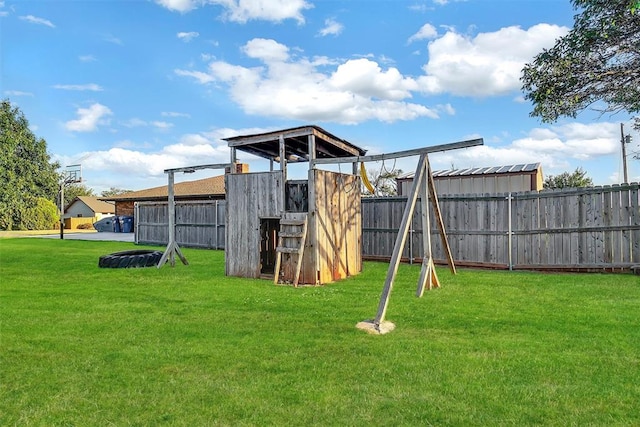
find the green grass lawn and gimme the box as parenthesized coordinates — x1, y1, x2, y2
(1, 238, 639, 426)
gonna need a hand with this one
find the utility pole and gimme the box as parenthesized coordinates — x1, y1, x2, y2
(621, 123, 629, 184)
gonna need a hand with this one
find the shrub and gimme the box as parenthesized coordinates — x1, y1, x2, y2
(21, 197, 59, 230)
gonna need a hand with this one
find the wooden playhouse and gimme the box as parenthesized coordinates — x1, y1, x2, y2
(223, 126, 367, 286)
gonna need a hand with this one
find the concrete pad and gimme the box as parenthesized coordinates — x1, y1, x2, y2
(20, 231, 135, 242)
(355, 319, 396, 335)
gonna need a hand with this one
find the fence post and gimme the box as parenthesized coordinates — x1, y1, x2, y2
(214, 200, 218, 249)
(507, 192, 513, 271)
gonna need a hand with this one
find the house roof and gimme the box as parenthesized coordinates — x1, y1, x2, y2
(100, 175, 226, 202)
(223, 125, 367, 162)
(398, 163, 542, 180)
(66, 196, 115, 213)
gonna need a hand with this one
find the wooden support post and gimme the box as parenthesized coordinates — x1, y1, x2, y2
(279, 134, 287, 214)
(157, 170, 189, 268)
(427, 158, 456, 275)
(372, 154, 428, 327)
(357, 153, 459, 334)
(416, 157, 440, 297)
(308, 134, 316, 169)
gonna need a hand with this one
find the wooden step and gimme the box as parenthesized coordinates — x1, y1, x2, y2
(276, 246, 302, 254)
(278, 231, 305, 238)
(279, 219, 306, 226)
(274, 214, 308, 287)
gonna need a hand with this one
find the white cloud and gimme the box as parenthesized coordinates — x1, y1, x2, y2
(177, 31, 199, 42)
(81, 139, 231, 178)
(53, 83, 103, 91)
(176, 38, 439, 124)
(121, 118, 175, 131)
(152, 121, 174, 130)
(103, 34, 122, 45)
(155, 0, 312, 23)
(329, 58, 418, 101)
(79, 55, 97, 62)
(4, 90, 34, 97)
(437, 103, 455, 115)
(318, 18, 343, 37)
(408, 4, 430, 13)
(19, 15, 55, 28)
(174, 25, 570, 124)
(122, 118, 148, 128)
(174, 69, 216, 84)
(418, 23, 569, 96)
(408, 23, 437, 43)
(242, 38, 290, 62)
(161, 111, 191, 118)
(216, 0, 313, 23)
(430, 122, 621, 173)
(155, 0, 199, 13)
(65, 103, 113, 132)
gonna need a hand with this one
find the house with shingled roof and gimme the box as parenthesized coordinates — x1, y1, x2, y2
(63, 196, 116, 229)
(100, 174, 227, 216)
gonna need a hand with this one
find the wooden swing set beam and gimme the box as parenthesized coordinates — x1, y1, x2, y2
(158, 163, 231, 268)
(312, 138, 483, 165)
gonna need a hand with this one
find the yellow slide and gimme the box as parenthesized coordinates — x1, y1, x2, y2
(360, 163, 376, 195)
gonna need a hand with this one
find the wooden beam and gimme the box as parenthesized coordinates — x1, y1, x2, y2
(226, 127, 316, 147)
(164, 163, 231, 174)
(310, 128, 363, 157)
(313, 138, 483, 165)
(373, 154, 428, 326)
(427, 159, 456, 275)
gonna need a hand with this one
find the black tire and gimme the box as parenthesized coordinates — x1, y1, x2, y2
(98, 250, 163, 268)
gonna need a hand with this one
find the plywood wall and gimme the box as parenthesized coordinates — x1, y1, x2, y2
(225, 172, 283, 278)
(311, 169, 362, 284)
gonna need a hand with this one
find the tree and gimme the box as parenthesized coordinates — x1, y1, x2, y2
(521, 0, 640, 129)
(63, 183, 95, 208)
(361, 167, 403, 196)
(543, 167, 594, 189)
(21, 197, 59, 230)
(0, 99, 60, 230)
(101, 187, 133, 198)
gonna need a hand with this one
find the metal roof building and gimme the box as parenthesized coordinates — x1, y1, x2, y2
(397, 163, 543, 195)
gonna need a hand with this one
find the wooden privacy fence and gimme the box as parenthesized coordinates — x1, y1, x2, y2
(136, 183, 639, 271)
(135, 200, 225, 249)
(362, 183, 640, 271)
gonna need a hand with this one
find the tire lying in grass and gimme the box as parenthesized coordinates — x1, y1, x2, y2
(98, 250, 163, 268)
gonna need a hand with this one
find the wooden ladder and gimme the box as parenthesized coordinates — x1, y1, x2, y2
(273, 214, 308, 287)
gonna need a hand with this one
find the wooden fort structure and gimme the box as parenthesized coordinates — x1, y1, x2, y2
(158, 124, 483, 305)
(223, 126, 367, 286)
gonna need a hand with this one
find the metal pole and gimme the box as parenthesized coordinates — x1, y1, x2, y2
(59, 182, 64, 240)
(621, 123, 629, 184)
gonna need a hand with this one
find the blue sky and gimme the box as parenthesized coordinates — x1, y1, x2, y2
(2, 0, 639, 193)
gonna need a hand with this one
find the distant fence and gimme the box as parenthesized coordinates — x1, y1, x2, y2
(135, 200, 225, 249)
(362, 183, 640, 271)
(136, 183, 640, 271)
